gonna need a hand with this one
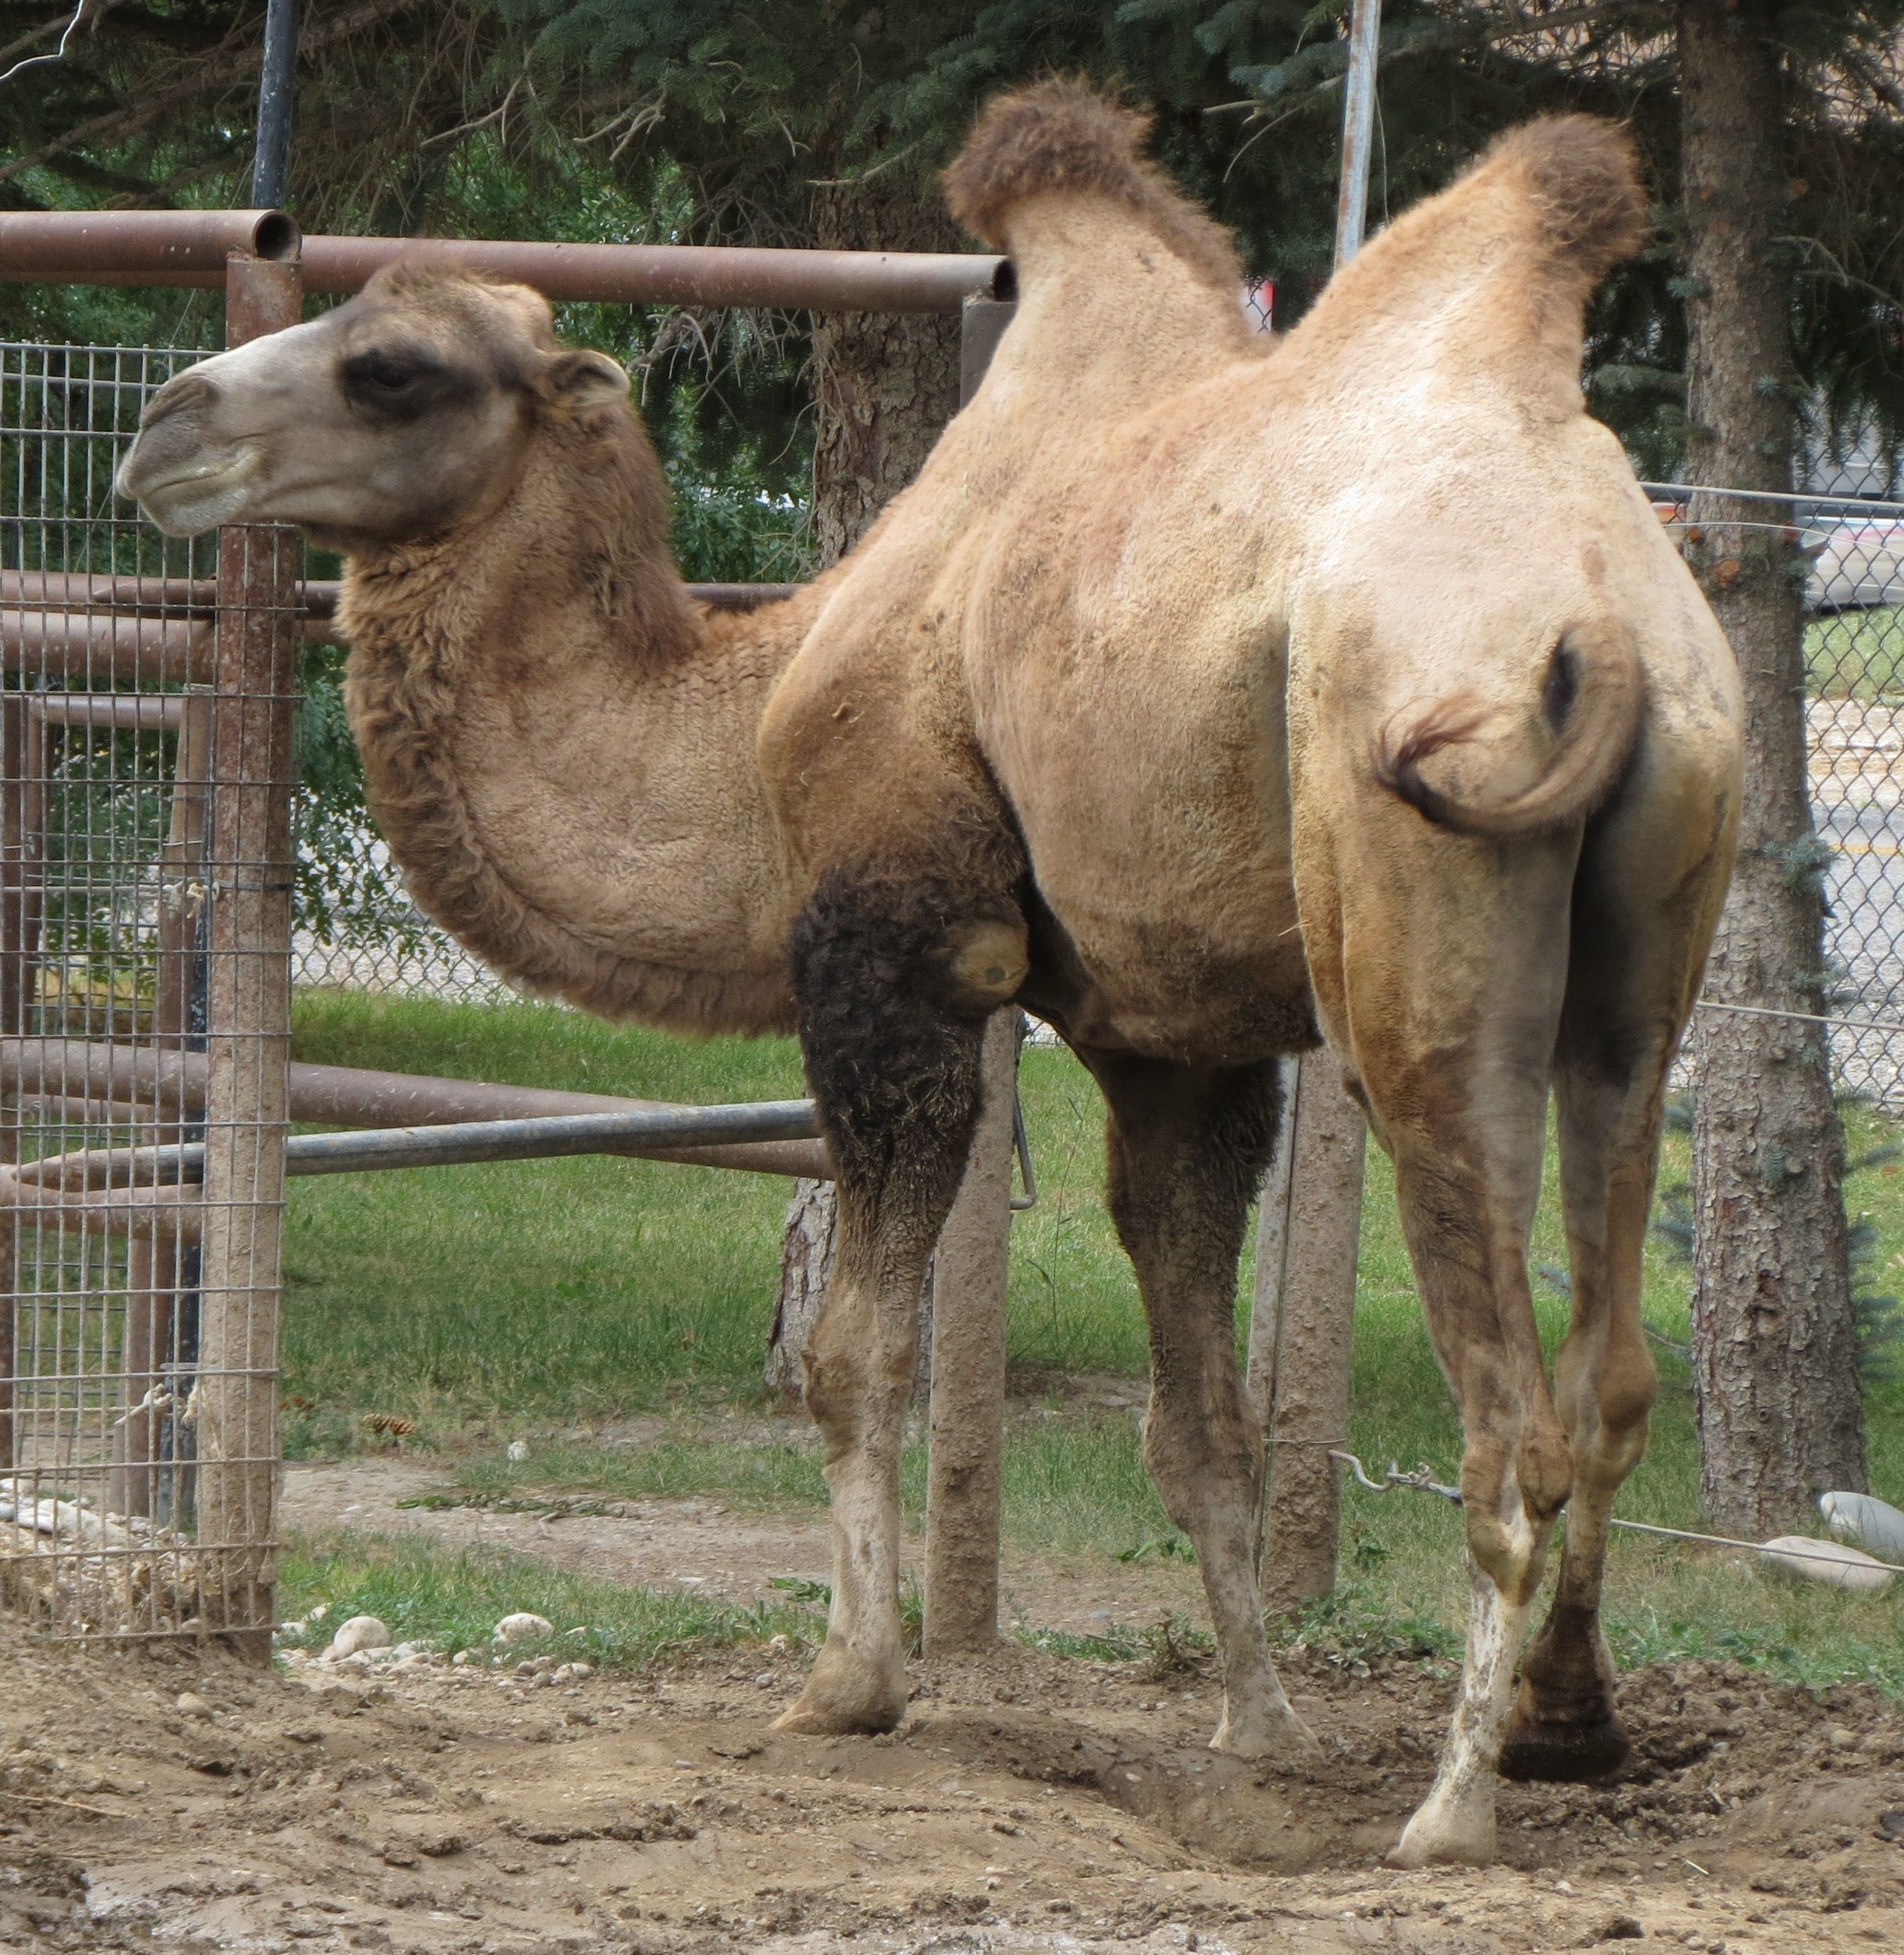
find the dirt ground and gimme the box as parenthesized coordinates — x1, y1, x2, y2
(8, 1450, 1904, 1955)
(275, 1455, 1207, 1636)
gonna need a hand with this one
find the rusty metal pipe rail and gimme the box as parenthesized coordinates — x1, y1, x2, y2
(18, 1100, 821, 1190)
(0, 211, 1008, 314)
(0, 210, 298, 281)
(0, 1038, 831, 1179)
(2, 573, 798, 630)
(2, 611, 209, 685)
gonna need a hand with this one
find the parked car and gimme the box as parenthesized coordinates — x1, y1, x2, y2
(1648, 499, 1904, 613)
(1807, 518, 1904, 612)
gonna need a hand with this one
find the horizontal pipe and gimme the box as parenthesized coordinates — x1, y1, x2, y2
(29, 692, 187, 732)
(301, 237, 1007, 313)
(1, 1040, 832, 1179)
(0, 212, 1005, 312)
(0, 1165, 199, 1240)
(3, 573, 797, 624)
(0, 210, 298, 282)
(2, 612, 210, 685)
(20, 1100, 821, 1188)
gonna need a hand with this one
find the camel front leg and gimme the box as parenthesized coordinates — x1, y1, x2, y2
(1087, 1051, 1317, 1764)
(774, 870, 1020, 1736)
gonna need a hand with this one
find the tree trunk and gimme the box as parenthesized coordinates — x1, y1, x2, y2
(806, 177, 962, 565)
(1680, 0, 1867, 1532)
(765, 170, 961, 1398)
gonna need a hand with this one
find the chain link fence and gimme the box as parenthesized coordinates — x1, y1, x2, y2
(1647, 468, 1904, 1106)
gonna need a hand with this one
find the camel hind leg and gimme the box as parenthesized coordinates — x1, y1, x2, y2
(1084, 1049, 1317, 1764)
(1499, 794, 1727, 1782)
(1297, 801, 1581, 1867)
(775, 866, 1026, 1737)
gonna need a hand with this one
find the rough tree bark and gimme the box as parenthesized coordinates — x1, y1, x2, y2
(764, 173, 961, 1398)
(1680, 0, 1868, 1532)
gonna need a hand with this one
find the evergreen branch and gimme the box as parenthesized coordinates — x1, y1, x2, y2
(0, 0, 419, 187)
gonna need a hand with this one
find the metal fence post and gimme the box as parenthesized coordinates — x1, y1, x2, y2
(923, 294, 1018, 1656)
(192, 249, 301, 1657)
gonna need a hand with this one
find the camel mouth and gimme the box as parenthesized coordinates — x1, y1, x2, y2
(117, 444, 265, 537)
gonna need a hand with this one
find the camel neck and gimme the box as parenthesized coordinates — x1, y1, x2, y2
(335, 415, 808, 1036)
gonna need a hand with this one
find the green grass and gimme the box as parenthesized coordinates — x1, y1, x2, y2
(1807, 603, 1904, 699)
(280, 990, 1904, 1695)
(282, 990, 1153, 1436)
(276, 1531, 824, 1668)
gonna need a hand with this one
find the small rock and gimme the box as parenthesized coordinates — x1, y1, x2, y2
(1599, 1918, 1645, 1943)
(175, 1692, 212, 1719)
(1760, 1536, 1894, 1594)
(494, 1612, 554, 1644)
(754, 1673, 775, 1689)
(326, 1614, 392, 1659)
(451, 1650, 473, 1668)
(1827, 1725, 1860, 1749)
(569, 1661, 592, 1677)
(507, 1439, 529, 1462)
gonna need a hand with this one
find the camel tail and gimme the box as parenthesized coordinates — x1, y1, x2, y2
(1373, 630, 1645, 837)
(943, 78, 1242, 294)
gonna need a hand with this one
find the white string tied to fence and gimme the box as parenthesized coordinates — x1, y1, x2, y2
(1328, 1451, 1904, 1579)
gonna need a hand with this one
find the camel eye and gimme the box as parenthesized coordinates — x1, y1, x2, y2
(344, 348, 437, 409)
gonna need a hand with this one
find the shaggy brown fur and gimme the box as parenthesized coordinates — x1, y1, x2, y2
(943, 77, 1243, 296)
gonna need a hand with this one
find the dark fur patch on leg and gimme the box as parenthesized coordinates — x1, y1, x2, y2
(1093, 1055, 1285, 1269)
(792, 869, 1022, 1211)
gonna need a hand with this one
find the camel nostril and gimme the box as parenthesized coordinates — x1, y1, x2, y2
(137, 371, 216, 430)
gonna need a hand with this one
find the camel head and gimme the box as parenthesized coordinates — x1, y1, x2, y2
(117, 264, 632, 553)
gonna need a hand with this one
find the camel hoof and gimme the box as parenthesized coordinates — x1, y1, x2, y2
(1498, 1711, 1631, 1784)
(772, 1639, 907, 1738)
(1387, 1796, 1497, 1870)
(1210, 1703, 1322, 1764)
(771, 1700, 903, 1738)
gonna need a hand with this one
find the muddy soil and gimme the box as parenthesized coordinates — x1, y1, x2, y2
(5, 1608, 1904, 1954)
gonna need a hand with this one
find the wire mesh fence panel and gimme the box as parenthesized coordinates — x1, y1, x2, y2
(2, 338, 296, 1640)
(1650, 474, 1904, 1108)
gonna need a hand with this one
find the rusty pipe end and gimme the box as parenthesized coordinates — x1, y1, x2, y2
(244, 211, 301, 262)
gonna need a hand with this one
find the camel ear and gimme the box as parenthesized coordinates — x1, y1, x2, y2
(544, 349, 630, 415)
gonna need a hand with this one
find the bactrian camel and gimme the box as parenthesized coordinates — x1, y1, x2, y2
(119, 84, 1743, 1867)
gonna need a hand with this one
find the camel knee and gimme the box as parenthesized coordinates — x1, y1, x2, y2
(1460, 1439, 1563, 1600)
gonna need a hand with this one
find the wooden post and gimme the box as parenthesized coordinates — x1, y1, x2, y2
(1256, 1051, 1366, 1614)
(109, 692, 210, 1518)
(919, 291, 1021, 1655)
(1247, 0, 1382, 1612)
(0, 694, 48, 1471)
(924, 1008, 1021, 1653)
(191, 252, 301, 1657)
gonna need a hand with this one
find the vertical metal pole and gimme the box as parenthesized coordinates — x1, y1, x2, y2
(923, 294, 1018, 1656)
(251, 0, 301, 211)
(1250, 0, 1382, 1609)
(1334, 0, 1384, 270)
(194, 250, 301, 1659)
